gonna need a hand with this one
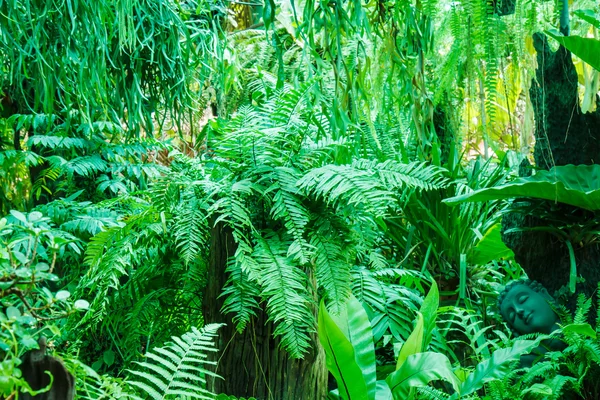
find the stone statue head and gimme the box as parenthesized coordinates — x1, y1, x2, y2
(497, 279, 560, 336)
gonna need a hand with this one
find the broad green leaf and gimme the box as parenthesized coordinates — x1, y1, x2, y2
(562, 323, 597, 338)
(10, 210, 27, 224)
(55, 290, 71, 301)
(420, 280, 439, 351)
(545, 30, 600, 72)
(387, 352, 461, 399)
(318, 301, 370, 400)
(6, 307, 20, 319)
(375, 381, 392, 400)
(460, 339, 539, 396)
(443, 165, 600, 211)
(329, 295, 377, 397)
(574, 9, 600, 30)
(468, 224, 514, 265)
(396, 312, 423, 370)
(103, 349, 115, 367)
(74, 299, 90, 310)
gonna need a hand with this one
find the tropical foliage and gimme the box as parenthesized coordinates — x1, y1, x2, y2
(2, 0, 600, 398)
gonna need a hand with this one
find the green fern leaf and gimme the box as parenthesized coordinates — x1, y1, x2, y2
(127, 324, 223, 400)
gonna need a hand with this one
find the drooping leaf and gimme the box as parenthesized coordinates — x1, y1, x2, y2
(562, 323, 597, 339)
(545, 30, 600, 72)
(443, 165, 600, 211)
(459, 339, 540, 396)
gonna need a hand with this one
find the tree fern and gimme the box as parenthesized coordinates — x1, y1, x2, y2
(127, 324, 223, 400)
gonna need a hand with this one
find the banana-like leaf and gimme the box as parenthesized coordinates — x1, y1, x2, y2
(574, 9, 600, 30)
(443, 165, 600, 211)
(318, 296, 376, 400)
(387, 352, 461, 399)
(459, 339, 539, 397)
(545, 30, 600, 72)
(328, 381, 393, 400)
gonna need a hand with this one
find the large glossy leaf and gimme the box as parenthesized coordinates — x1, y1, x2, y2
(443, 165, 600, 211)
(574, 9, 600, 30)
(459, 339, 539, 396)
(330, 295, 378, 397)
(319, 301, 370, 399)
(545, 30, 600, 72)
(468, 224, 514, 265)
(387, 352, 461, 399)
(375, 381, 392, 400)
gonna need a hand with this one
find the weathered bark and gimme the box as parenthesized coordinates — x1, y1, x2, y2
(529, 33, 600, 170)
(203, 222, 328, 400)
(501, 33, 600, 309)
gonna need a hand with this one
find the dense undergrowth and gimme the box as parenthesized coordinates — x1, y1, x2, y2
(2, 0, 600, 399)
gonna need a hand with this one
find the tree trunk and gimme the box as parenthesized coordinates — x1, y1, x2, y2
(502, 33, 600, 309)
(203, 222, 328, 400)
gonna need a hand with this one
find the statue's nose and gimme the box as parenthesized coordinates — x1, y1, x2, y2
(515, 306, 526, 317)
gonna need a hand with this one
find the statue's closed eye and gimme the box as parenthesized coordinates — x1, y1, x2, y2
(518, 295, 528, 303)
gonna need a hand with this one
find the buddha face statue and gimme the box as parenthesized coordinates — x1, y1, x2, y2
(499, 283, 559, 335)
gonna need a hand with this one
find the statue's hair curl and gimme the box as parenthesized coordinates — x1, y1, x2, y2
(497, 279, 549, 336)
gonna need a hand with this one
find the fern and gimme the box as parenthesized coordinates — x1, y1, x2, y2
(311, 219, 351, 315)
(172, 199, 210, 266)
(268, 167, 312, 264)
(299, 163, 394, 215)
(220, 257, 262, 332)
(127, 324, 223, 400)
(253, 235, 315, 358)
(352, 267, 418, 341)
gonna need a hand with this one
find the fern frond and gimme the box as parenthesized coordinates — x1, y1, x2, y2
(127, 324, 223, 400)
(220, 257, 262, 333)
(27, 135, 88, 150)
(354, 159, 449, 190)
(66, 155, 109, 177)
(269, 167, 312, 264)
(574, 294, 592, 325)
(253, 235, 314, 358)
(352, 267, 417, 341)
(311, 220, 351, 315)
(172, 201, 209, 265)
(298, 164, 394, 216)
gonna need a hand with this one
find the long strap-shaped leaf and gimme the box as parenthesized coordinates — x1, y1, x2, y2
(318, 295, 377, 400)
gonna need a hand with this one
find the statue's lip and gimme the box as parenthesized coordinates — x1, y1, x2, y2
(525, 312, 532, 324)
